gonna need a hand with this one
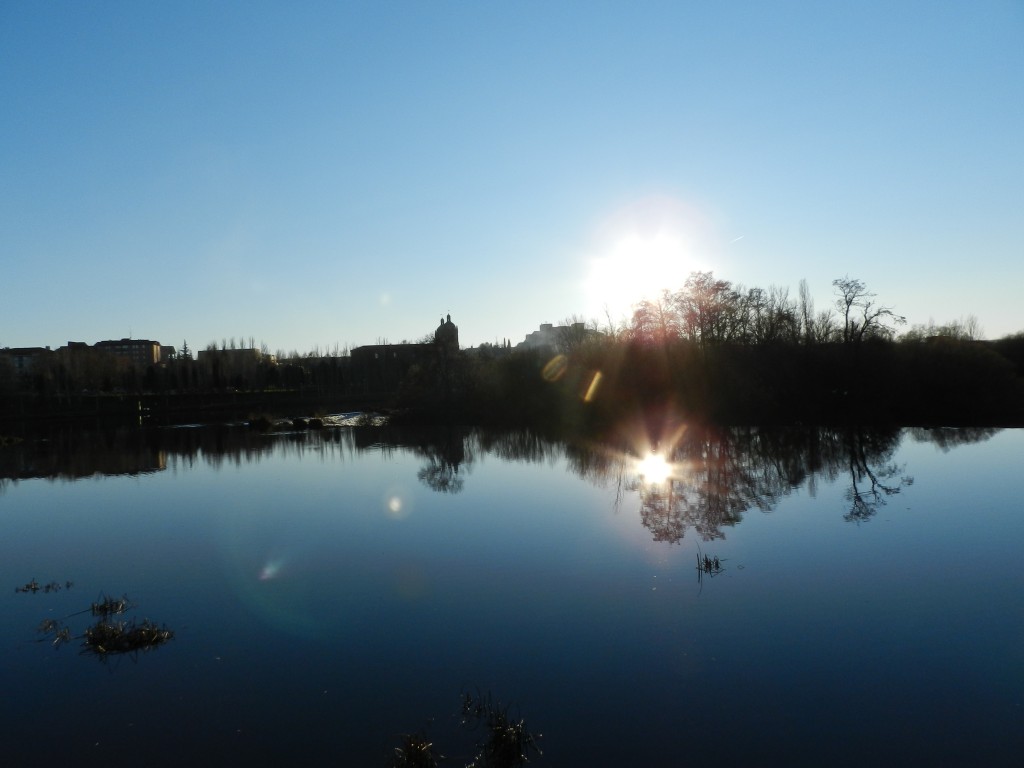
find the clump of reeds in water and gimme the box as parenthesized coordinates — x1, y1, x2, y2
(390, 692, 541, 768)
(390, 730, 442, 768)
(91, 593, 131, 617)
(695, 548, 726, 585)
(697, 554, 723, 575)
(82, 618, 174, 657)
(460, 691, 542, 768)
(21, 583, 174, 660)
(15, 578, 72, 594)
(36, 618, 72, 648)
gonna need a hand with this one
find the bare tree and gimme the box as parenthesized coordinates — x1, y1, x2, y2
(798, 279, 838, 344)
(832, 276, 905, 344)
(744, 285, 798, 344)
(902, 315, 983, 342)
(629, 290, 680, 346)
(961, 315, 982, 340)
(602, 304, 626, 341)
(675, 271, 740, 349)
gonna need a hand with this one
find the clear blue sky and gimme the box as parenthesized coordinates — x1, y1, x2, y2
(3, 1, 1022, 353)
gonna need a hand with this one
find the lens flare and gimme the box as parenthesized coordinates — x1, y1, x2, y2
(258, 557, 285, 581)
(385, 490, 411, 519)
(584, 370, 603, 402)
(542, 354, 568, 382)
(636, 453, 672, 485)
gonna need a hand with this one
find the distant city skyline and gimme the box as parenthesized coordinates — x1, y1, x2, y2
(2, 315, 571, 358)
(3, 2, 1022, 353)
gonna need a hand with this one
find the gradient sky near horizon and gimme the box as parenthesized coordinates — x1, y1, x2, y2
(3, 1, 1022, 353)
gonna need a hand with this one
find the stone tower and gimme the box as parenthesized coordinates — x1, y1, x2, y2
(434, 313, 459, 352)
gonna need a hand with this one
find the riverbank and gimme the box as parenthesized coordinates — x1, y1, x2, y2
(0, 389, 397, 432)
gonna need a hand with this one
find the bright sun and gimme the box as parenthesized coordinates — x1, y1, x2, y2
(582, 197, 711, 325)
(636, 453, 672, 485)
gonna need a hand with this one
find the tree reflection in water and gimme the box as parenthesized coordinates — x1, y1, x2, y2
(415, 430, 469, 494)
(601, 425, 919, 542)
(0, 421, 1000, 540)
(840, 428, 913, 523)
(473, 424, 927, 543)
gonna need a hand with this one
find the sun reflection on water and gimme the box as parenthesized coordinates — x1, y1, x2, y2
(636, 452, 673, 485)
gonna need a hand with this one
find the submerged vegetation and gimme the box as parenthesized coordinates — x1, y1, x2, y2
(460, 691, 542, 768)
(697, 553, 724, 577)
(80, 617, 174, 657)
(19, 583, 174, 661)
(91, 593, 131, 617)
(391, 730, 442, 768)
(15, 578, 71, 594)
(390, 692, 542, 768)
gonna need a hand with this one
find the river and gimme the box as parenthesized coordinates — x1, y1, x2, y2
(1, 422, 1021, 766)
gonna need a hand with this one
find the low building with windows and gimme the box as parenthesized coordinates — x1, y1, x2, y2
(0, 346, 52, 375)
(94, 338, 161, 367)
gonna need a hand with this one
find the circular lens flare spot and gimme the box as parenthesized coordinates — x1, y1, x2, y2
(385, 494, 410, 519)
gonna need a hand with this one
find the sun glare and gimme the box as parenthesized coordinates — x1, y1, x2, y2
(582, 197, 713, 324)
(636, 452, 672, 485)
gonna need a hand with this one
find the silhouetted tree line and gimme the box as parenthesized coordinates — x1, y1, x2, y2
(4, 273, 1022, 428)
(394, 273, 1022, 429)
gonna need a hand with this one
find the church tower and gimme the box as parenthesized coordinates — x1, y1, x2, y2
(434, 313, 459, 352)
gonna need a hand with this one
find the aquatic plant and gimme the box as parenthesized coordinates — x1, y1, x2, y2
(15, 578, 71, 594)
(390, 730, 442, 768)
(697, 553, 724, 575)
(81, 617, 174, 657)
(36, 618, 72, 648)
(391, 692, 541, 768)
(695, 545, 726, 586)
(90, 593, 131, 617)
(461, 691, 542, 768)
(23, 585, 173, 660)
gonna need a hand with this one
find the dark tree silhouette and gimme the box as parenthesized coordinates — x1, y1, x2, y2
(833, 276, 906, 344)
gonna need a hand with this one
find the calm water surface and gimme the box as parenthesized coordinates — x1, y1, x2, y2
(1, 423, 1021, 766)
